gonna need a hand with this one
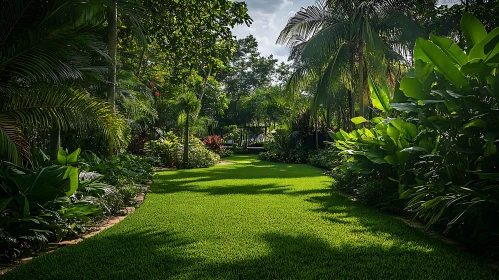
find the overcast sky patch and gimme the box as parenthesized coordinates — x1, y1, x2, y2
(232, 0, 314, 63)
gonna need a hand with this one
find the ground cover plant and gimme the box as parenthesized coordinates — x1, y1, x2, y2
(2, 156, 498, 279)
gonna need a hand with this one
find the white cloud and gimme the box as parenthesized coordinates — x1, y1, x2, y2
(232, 0, 314, 63)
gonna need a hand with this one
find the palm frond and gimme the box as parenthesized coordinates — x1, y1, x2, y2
(0, 114, 29, 164)
(277, 0, 331, 45)
(1, 85, 130, 155)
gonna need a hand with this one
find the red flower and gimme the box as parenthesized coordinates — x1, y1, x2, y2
(153, 87, 157, 91)
(150, 82, 155, 87)
(155, 92, 160, 97)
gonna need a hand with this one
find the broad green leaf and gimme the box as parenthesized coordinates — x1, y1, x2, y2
(328, 131, 340, 141)
(401, 147, 427, 153)
(0, 198, 12, 212)
(430, 34, 468, 66)
(400, 77, 428, 99)
(14, 195, 30, 218)
(351, 116, 368, 125)
(414, 38, 471, 92)
(485, 44, 499, 63)
(391, 81, 407, 103)
(387, 125, 400, 146)
(371, 117, 385, 124)
(365, 148, 387, 164)
(469, 27, 499, 60)
(339, 130, 351, 141)
(63, 166, 79, 196)
(391, 102, 418, 112)
(57, 148, 81, 165)
(384, 155, 398, 165)
(460, 58, 493, 76)
(463, 119, 486, 130)
(368, 76, 391, 112)
(460, 13, 487, 50)
(415, 60, 435, 83)
(484, 141, 497, 157)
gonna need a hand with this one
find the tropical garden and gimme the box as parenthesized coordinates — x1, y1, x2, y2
(1, 0, 499, 278)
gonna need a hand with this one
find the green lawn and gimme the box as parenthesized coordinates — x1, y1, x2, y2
(3, 155, 498, 279)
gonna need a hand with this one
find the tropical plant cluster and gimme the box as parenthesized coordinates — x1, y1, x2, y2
(259, 130, 308, 164)
(0, 0, 252, 264)
(0, 148, 153, 262)
(328, 14, 499, 249)
(145, 134, 220, 169)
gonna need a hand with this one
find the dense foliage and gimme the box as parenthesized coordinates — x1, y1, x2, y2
(259, 130, 307, 164)
(329, 14, 499, 248)
(145, 134, 220, 169)
(0, 149, 152, 262)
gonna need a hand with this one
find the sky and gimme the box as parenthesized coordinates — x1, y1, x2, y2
(231, 0, 314, 63)
(231, 0, 457, 63)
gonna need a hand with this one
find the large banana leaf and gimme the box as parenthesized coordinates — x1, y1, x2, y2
(414, 38, 471, 92)
(460, 13, 487, 50)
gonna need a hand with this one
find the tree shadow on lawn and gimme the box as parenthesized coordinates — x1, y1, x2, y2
(155, 162, 325, 183)
(194, 232, 498, 280)
(151, 162, 330, 195)
(2, 229, 201, 280)
(6, 230, 497, 280)
(152, 181, 331, 197)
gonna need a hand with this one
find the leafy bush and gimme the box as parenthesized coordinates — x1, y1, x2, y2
(332, 14, 499, 248)
(145, 133, 220, 168)
(0, 148, 103, 261)
(177, 138, 220, 169)
(203, 135, 224, 153)
(144, 132, 179, 168)
(259, 129, 307, 163)
(219, 149, 234, 158)
(308, 146, 342, 170)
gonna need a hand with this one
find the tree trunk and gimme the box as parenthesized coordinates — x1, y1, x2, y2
(358, 41, 365, 118)
(183, 109, 189, 168)
(107, 1, 118, 155)
(315, 118, 319, 150)
(136, 47, 146, 77)
(347, 90, 355, 131)
(107, 1, 118, 109)
(50, 123, 61, 160)
(198, 67, 212, 105)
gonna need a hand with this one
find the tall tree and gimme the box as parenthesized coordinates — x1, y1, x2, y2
(278, 0, 423, 122)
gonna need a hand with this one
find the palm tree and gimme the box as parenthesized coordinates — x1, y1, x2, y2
(0, 0, 130, 163)
(278, 0, 423, 122)
(176, 93, 201, 168)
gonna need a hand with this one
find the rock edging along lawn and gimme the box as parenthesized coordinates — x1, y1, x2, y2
(0, 189, 148, 276)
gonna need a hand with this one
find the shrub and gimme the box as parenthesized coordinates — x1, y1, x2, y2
(177, 138, 220, 169)
(308, 146, 342, 170)
(259, 129, 307, 163)
(203, 135, 224, 153)
(144, 132, 179, 168)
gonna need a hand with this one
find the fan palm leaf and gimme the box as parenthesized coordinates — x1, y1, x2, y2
(0, 85, 130, 163)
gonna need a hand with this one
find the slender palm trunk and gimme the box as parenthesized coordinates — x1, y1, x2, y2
(315, 118, 319, 150)
(50, 123, 61, 160)
(358, 41, 365, 118)
(183, 109, 189, 167)
(107, 1, 118, 109)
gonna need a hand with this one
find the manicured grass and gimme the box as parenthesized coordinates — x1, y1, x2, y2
(3, 155, 498, 279)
